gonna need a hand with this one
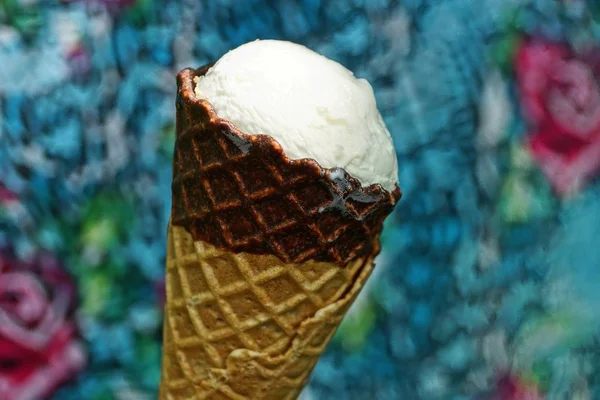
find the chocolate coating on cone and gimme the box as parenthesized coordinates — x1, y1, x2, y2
(172, 66, 401, 266)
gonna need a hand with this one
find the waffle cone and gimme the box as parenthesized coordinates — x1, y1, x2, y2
(159, 223, 376, 399)
(159, 66, 401, 399)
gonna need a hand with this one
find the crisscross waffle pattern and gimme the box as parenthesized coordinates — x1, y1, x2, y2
(159, 224, 375, 400)
(161, 67, 400, 399)
(171, 67, 400, 266)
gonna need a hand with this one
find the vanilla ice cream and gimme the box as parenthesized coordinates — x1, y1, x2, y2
(193, 39, 398, 192)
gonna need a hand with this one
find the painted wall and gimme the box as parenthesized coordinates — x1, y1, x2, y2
(1, 0, 599, 399)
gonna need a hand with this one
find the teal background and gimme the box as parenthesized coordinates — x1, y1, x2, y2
(1, 0, 600, 399)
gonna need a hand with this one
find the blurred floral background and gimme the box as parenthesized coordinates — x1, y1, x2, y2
(1, 0, 600, 399)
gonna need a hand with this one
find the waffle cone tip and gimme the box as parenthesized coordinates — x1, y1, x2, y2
(159, 224, 377, 399)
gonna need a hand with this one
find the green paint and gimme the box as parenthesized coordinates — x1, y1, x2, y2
(125, 0, 156, 27)
(82, 273, 111, 317)
(334, 299, 377, 352)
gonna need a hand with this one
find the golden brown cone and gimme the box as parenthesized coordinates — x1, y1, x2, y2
(159, 65, 400, 399)
(159, 223, 377, 399)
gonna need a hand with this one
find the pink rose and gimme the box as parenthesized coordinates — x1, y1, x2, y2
(0, 250, 86, 400)
(67, 46, 92, 79)
(62, 0, 137, 12)
(0, 186, 18, 203)
(516, 39, 600, 195)
(486, 375, 544, 400)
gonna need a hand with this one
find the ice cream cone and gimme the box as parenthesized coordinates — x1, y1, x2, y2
(159, 223, 377, 400)
(159, 65, 401, 399)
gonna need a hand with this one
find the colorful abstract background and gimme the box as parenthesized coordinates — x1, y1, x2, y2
(1, 0, 600, 399)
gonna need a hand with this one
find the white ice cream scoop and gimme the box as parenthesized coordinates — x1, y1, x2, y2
(193, 39, 399, 192)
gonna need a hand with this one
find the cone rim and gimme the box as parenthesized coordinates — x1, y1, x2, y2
(177, 65, 402, 200)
